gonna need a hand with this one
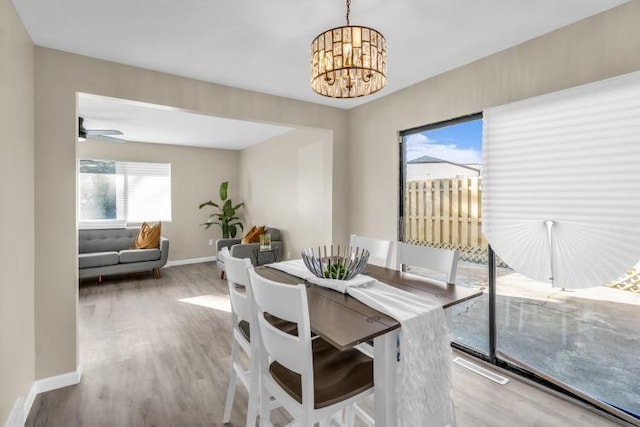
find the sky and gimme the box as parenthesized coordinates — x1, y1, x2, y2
(405, 118, 483, 164)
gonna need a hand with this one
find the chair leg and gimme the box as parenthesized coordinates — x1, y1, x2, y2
(343, 406, 355, 427)
(153, 268, 161, 279)
(352, 403, 374, 427)
(301, 408, 312, 427)
(223, 340, 239, 424)
(260, 380, 270, 427)
(246, 350, 260, 427)
(220, 270, 226, 280)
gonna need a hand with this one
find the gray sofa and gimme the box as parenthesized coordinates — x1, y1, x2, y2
(216, 227, 283, 279)
(79, 228, 169, 281)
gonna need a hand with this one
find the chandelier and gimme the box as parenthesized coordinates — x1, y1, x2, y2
(310, 0, 387, 98)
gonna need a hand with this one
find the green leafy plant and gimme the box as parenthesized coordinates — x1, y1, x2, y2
(324, 262, 349, 279)
(199, 181, 244, 238)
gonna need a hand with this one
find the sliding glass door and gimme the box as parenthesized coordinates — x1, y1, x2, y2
(400, 112, 640, 422)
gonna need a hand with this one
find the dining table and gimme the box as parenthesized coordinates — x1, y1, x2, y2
(255, 262, 483, 427)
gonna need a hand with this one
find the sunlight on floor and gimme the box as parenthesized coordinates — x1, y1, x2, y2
(178, 294, 231, 313)
(497, 271, 640, 306)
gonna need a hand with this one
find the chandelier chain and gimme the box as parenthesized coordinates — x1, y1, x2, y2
(346, 0, 351, 25)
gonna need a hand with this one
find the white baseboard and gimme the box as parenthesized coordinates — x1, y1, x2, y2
(4, 398, 24, 427)
(4, 371, 81, 427)
(33, 371, 81, 395)
(165, 256, 216, 267)
(23, 385, 37, 426)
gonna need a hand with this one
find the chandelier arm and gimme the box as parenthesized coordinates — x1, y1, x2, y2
(323, 72, 336, 86)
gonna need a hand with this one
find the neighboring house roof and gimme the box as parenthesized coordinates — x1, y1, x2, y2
(408, 155, 481, 173)
(408, 155, 446, 164)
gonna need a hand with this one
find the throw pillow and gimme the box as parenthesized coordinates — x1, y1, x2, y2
(241, 225, 257, 244)
(241, 225, 256, 244)
(252, 226, 266, 242)
(132, 222, 161, 249)
(241, 225, 265, 244)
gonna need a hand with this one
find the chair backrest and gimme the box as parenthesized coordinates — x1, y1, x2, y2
(219, 247, 253, 327)
(396, 242, 459, 285)
(248, 268, 314, 403)
(264, 227, 281, 242)
(350, 234, 395, 268)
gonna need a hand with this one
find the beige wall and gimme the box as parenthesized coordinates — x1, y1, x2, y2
(347, 1, 640, 241)
(78, 139, 240, 261)
(0, 0, 34, 422)
(34, 48, 348, 379)
(239, 128, 333, 259)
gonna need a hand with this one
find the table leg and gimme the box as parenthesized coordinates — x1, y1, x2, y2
(374, 331, 397, 427)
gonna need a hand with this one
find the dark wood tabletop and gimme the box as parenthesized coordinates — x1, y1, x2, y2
(255, 263, 483, 351)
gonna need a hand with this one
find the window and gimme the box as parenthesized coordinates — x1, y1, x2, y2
(399, 114, 488, 354)
(78, 159, 171, 228)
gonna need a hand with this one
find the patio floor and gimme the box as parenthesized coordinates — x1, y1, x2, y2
(415, 261, 640, 419)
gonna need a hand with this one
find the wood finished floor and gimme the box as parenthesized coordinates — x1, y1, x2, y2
(26, 262, 623, 427)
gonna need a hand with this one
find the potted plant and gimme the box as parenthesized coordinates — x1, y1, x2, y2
(199, 181, 244, 238)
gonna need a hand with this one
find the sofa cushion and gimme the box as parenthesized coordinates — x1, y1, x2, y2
(79, 228, 138, 253)
(119, 248, 161, 264)
(79, 252, 119, 269)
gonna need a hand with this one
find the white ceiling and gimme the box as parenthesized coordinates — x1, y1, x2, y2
(13, 0, 626, 110)
(77, 94, 294, 149)
(18, 0, 627, 149)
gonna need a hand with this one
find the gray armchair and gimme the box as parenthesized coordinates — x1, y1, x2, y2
(216, 227, 283, 279)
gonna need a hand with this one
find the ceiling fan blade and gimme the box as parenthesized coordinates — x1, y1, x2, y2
(85, 129, 124, 136)
(91, 135, 126, 143)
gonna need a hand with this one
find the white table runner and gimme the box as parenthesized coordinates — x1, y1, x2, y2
(268, 260, 456, 427)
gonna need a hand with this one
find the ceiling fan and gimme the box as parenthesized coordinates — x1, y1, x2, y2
(78, 117, 125, 142)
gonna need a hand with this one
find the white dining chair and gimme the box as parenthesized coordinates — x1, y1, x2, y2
(396, 241, 460, 285)
(220, 247, 260, 427)
(247, 267, 375, 427)
(221, 249, 295, 426)
(350, 234, 395, 268)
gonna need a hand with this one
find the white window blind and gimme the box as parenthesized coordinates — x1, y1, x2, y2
(79, 160, 171, 228)
(117, 162, 172, 223)
(483, 71, 640, 289)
